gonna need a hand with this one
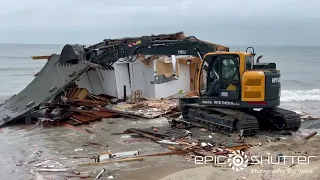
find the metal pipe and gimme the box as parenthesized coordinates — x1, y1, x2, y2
(123, 85, 127, 101)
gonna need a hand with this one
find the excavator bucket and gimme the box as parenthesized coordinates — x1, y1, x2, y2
(59, 44, 86, 64)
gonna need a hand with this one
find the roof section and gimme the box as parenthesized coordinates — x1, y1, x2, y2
(0, 54, 89, 126)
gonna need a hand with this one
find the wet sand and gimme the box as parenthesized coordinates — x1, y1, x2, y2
(0, 117, 320, 180)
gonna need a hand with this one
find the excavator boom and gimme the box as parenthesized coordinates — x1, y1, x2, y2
(59, 32, 229, 69)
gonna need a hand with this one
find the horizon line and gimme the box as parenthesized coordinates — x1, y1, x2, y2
(1, 42, 320, 47)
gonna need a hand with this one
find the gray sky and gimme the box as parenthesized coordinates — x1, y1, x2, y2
(1, 0, 320, 45)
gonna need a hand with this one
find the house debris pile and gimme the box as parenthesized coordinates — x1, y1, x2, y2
(32, 86, 181, 128)
(34, 118, 318, 180)
(37, 87, 118, 127)
(109, 98, 179, 119)
(92, 126, 317, 166)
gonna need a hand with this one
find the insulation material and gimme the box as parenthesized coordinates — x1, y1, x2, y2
(155, 56, 180, 78)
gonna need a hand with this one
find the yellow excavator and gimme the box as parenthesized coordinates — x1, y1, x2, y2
(58, 32, 301, 136)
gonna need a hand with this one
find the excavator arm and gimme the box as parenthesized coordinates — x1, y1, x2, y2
(59, 33, 229, 70)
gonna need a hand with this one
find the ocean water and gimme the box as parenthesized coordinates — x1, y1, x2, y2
(0, 44, 319, 116)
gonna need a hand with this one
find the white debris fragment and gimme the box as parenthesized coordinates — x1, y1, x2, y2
(55, 162, 63, 166)
(107, 175, 114, 179)
(41, 165, 55, 168)
(120, 135, 132, 139)
(37, 169, 67, 172)
(74, 148, 83, 151)
(208, 135, 212, 139)
(200, 142, 208, 147)
(99, 151, 140, 161)
(35, 160, 50, 167)
(157, 140, 179, 145)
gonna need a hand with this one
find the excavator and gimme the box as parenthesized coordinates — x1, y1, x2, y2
(58, 32, 301, 136)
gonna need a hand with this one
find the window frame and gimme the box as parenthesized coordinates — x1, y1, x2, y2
(245, 55, 253, 70)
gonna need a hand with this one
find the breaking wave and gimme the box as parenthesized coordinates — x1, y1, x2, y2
(281, 89, 320, 102)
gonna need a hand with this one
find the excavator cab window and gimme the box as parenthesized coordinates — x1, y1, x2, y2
(204, 55, 239, 97)
(221, 57, 239, 81)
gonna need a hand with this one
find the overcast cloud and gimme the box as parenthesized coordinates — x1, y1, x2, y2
(0, 0, 319, 45)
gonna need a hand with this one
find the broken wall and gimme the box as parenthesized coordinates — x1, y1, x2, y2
(154, 63, 190, 99)
(76, 60, 142, 99)
(141, 62, 156, 99)
(114, 61, 133, 99)
(76, 69, 104, 95)
(129, 61, 144, 92)
(99, 69, 117, 97)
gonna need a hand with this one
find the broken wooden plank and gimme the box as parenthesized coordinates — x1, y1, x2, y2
(193, 149, 216, 157)
(126, 128, 163, 141)
(31, 55, 51, 60)
(65, 175, 91, 179)
(135, 129, 171, 138)
(78, 157, 144, 167)
(225, 144, 251, 151)
(62, 123, 90, 134)
(138, 150, 187, 157)
(304, 131, 317, 140)
(68, 98, 108, 105)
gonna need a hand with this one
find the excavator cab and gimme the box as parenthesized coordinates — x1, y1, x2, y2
(195, 47, 281, 109)
(204, 54, 240, 100)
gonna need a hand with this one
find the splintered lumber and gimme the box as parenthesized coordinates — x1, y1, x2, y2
(135, 129, 170, 138)
(138, 150, 188, 157)
(78, 157, 144, 167)
(126, 128, 163, 141)
(193, 149, 216, 157)
(31, 55, 51, 60)
(226, 144, 251, 151)
(65, 175, 91, 179)
(304, 131, 317, 140)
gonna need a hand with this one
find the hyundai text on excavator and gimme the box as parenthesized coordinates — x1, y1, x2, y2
(58, 32, 301, 136)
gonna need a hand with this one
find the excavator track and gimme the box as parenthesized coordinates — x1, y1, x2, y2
(269, 107, 301, 131)
(181, 105, 301, 136)
(181, 104, 259, 136)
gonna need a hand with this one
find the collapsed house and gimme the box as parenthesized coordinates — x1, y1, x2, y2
(0, 31, 229, 127)
(75, 55, 203, 100)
